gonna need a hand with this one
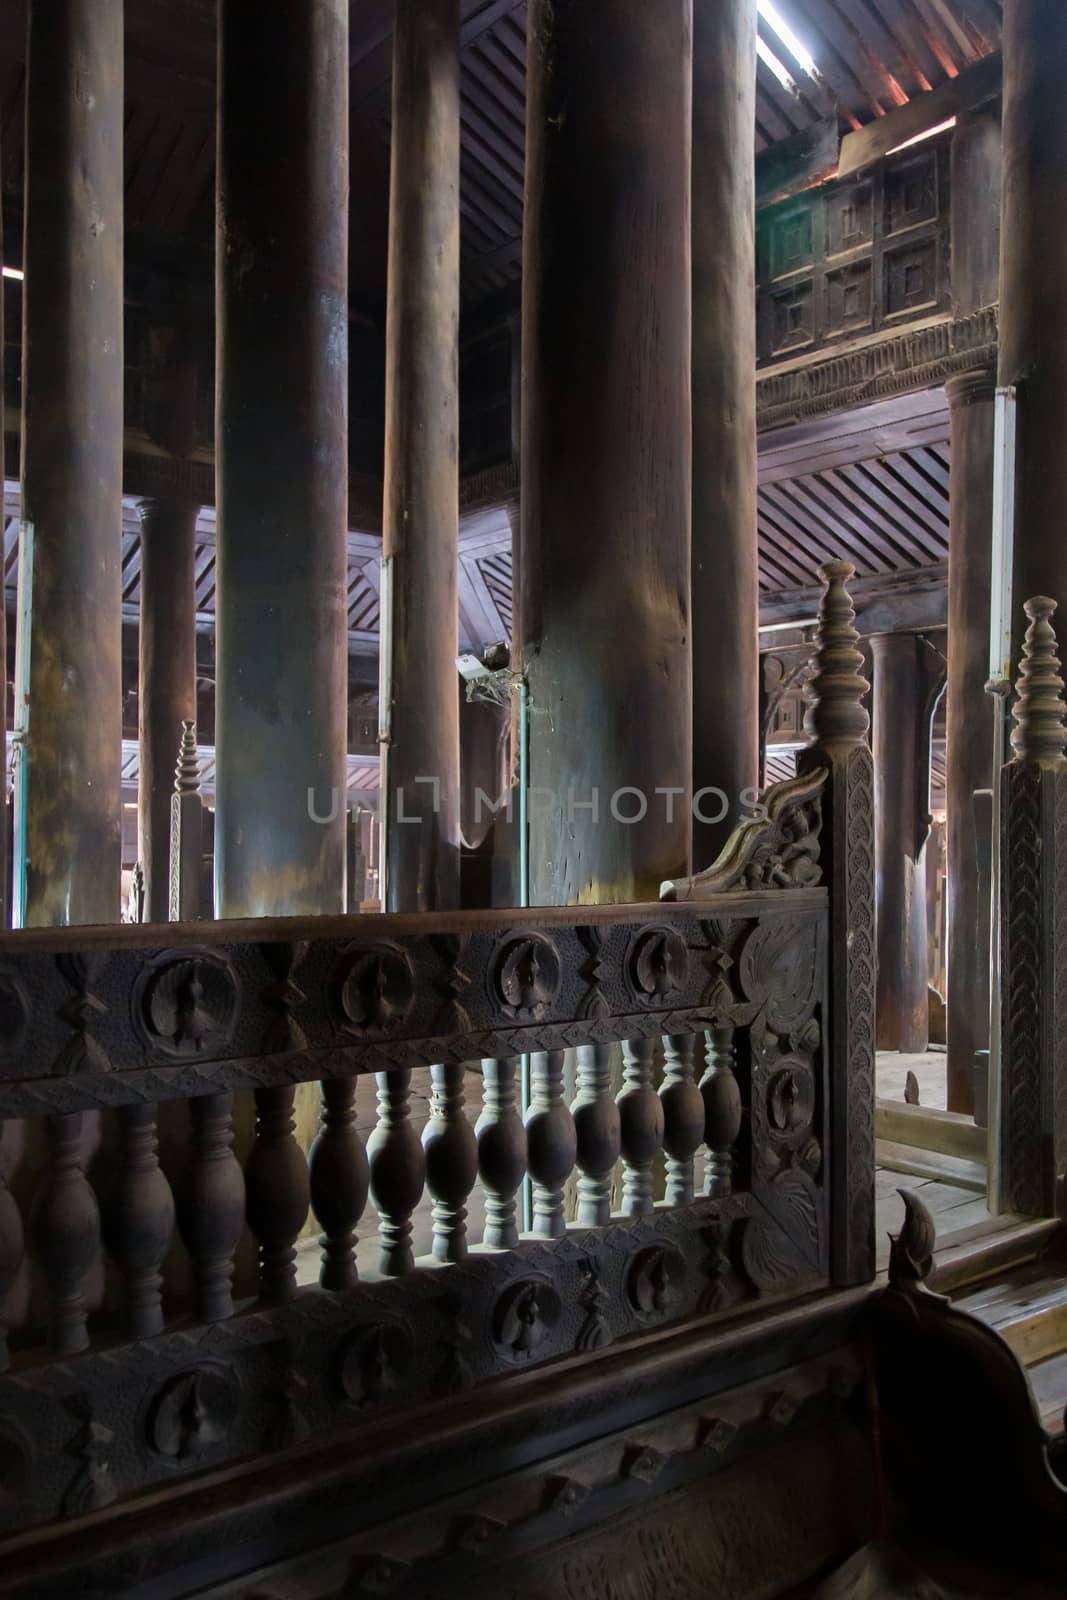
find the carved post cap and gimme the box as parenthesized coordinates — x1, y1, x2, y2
(803, 561, 871, 750)
(1011, 596, 1067, 767)
(174, 719, 201, 796)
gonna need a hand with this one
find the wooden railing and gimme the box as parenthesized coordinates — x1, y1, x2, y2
(0, 562, 876, 1542)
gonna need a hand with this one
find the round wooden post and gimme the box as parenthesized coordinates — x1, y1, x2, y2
(137, 498, 199, 923)
(872, 633, 930, 1054)
(691, 0, 759, 868)
(18, 0, 124, 927)
(521, 0, 693, 905)
(215, 0, 349, 918)
(1000, 0, 1067, 649)
(381, 0, 461, 914)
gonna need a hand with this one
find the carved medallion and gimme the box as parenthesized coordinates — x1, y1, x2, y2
(337, 1322, 414, 1406)
(629, 926, 688, 1002)
(492, 1277, 562, 1362)
(134, 951, 240, 1059)
(147, 1364, 240, 1461)
(491, 934, 561, 1020)
(334, 943, 415, 1035)
(767, 1061, 815, 1134)
(626, 1245, 686, 1319)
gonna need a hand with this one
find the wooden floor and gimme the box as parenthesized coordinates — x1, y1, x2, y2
(876, 1049, 947, 1109)
(875, 1168, 991, 1273)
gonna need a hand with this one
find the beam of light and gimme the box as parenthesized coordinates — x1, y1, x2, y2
(757, 35, 798, 94)
(757, 0, 817, 78)
(1, 265, 23, 281)
(887, 116, 957, 157)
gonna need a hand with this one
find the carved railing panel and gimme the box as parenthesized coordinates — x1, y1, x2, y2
(0, 894, 829, 1537)
(0, 564, 879, 1544)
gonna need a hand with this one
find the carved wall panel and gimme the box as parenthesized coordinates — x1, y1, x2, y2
(757, 134, 951, 367)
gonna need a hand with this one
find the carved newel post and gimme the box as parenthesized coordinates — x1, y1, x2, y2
(998, 597, 1067, 1217)
(170, 721, 205, 922)
(798, 561, 876, 1285)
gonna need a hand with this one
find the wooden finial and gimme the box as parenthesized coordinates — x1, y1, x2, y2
(1011, 596, 1067, 767)
(174, 719, 201, 796)
(803, 560, 870, 749)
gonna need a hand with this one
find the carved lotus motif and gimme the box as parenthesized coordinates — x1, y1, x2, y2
(135, 951, 240, 1059)
(630, 926, 689, 1001)
(492, 934, 561, 1020)
(335, 943, 415, 1035)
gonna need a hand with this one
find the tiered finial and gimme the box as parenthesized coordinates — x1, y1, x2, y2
(1011, 597, 1067, 767)
(803, 560, 871, 748)
(174, 719, 201, 796)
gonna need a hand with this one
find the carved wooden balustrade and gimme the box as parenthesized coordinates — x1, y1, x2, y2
(0, 562, 876, 1552)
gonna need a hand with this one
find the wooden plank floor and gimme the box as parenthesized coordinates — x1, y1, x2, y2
(875, 1168, 992, 1272)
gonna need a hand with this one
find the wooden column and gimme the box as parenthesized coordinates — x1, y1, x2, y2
(215, 0, 348, 918)
(381, 0, 461, 914)
(0, 116, 7, 931)
(137, 498, 198, 923)
(522, 0, 693, 905)
(872, 633, 930, 1054)
(691, 0, 759, 869)
(17, 0, 123, 927)
(945, 107, 1000, 1115)
(1000, 0, 1067, 649)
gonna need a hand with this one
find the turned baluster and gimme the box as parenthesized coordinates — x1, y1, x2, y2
(525, 1049, 577, 1238)
(701, 1024, 742, 1198)
(422, 1062, 477, 1262)
(105, 1103, 175, 1338)
(34, 1113, 100, 1356)
(660, 1033, 705, 1206)
(617, 1038, 664, 1217)
(245, 1086, 310, 1304)
(367, 1069, 426, 1276)
(177, 1092, 245, 1322)
(0, 1121, 25, 1372)
(309, 1079, 369, 1290)
(571, 1043, 621, 1227)
(476, 1056, 527, 1249)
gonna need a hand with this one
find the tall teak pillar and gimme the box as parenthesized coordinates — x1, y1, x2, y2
(691, 0, 759, 868)
(137, 498, 199, 923)
(945, 108, 1000, 1114)
(215, 0, 349, 918)
(381, 0, 461, 914)
(522, 0, 693, 905)
(1000, 0, 1067, 645)
(17, 0, 123, 927)
(872, 633, 931, 1054)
